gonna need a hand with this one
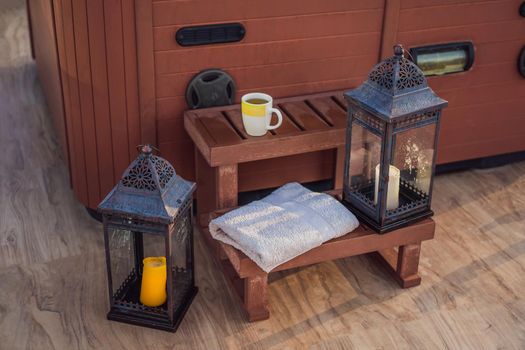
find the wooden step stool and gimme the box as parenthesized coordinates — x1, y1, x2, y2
(200, 202, 434, 321)
(184, 90, 436, 321)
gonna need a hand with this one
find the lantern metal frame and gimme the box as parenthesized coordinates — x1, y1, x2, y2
(98, 145, 197, 332)
(342, 45, 448, 233)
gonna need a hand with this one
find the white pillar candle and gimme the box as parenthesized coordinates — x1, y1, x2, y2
(374, 164, 400, 210)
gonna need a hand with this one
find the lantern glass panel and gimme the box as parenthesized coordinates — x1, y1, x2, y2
(143, 232, 165, 258)
(388, 122, 436, 216)
(172, 204, 191, 271)
(169, 202, 194, 311)
(108, 226, 168, 311)
(108, 227, 135, 297)
(347, 120, 382, 208)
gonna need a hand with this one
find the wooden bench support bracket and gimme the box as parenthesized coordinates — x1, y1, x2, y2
(369, 242, 422, 289)
(200, 225, 271, 321)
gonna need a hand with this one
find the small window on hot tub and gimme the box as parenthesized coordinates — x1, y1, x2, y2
(409, 42, 474, 76)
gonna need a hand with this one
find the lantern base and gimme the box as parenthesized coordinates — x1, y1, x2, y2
(107, 286, 198, 332)
(342, 200, 434, 234)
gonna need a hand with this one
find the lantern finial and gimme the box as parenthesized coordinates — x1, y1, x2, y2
(393, 44, 404, 57)
(138, 144, 154, 156)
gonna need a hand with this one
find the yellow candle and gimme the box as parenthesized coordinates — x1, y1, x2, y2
(140, 257, 167, 307)
(374, 164, 400, 210)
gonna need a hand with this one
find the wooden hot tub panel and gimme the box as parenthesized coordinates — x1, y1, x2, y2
(394, 0, 525, 164)
(28, 0, 525, 208)
(152, 0, 386, 193)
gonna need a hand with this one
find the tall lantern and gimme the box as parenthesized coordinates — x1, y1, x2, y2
(97, 145, 197, 332)
(343, 44, 448, 233)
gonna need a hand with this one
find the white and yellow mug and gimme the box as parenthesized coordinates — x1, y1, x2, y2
(241, 93, 283, 136)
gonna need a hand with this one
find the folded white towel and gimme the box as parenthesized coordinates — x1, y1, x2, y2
(209, 182, 359, 272)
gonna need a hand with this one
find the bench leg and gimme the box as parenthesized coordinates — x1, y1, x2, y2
(371, 242, 422, 289)
(396, 243, 422, 288)
(211, 250, 270, 322)
(195, 149, 216, 227)
(216, 164, 238, 209)
(333, 146, 345, 190)
(244, 274, 270, 322)
(213, 164, 238, 261)
(194, 153, 239, 222)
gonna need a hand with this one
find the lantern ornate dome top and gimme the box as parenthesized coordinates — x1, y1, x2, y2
(345, 44, 448, 120)
(367, 46, 426, 94)
(98, 145, 196, 223)
(120, 145, 176, 192)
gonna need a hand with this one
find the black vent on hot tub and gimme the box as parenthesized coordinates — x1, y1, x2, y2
(176, 23, 245, 47)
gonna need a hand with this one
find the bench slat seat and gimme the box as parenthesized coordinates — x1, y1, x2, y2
(184, 90, 347, 167)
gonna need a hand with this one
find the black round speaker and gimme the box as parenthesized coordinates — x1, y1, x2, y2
(185, 69, 236, 109)
(519, 46, 525, 78)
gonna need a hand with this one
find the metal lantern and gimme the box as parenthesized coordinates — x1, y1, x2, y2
(97, 145, 197, 332)
(342, 44, 448, 233)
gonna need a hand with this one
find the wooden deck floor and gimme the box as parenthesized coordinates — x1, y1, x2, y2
(1, 1, 525, 349)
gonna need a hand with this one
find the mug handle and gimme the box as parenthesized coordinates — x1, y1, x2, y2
(266, 108, 283, 130)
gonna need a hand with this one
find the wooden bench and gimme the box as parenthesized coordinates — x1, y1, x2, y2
(200, 199, 435, 321)
(184, 90, 348, 225)
(184, 90, 436, 321)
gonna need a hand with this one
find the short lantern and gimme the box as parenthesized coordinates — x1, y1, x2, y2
(97, 145, 197, 332)
(343, 44, 448, 233)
